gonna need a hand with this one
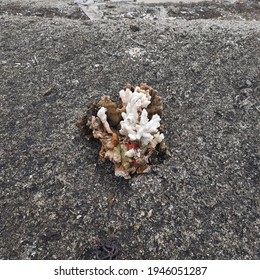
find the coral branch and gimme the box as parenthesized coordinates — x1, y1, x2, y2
(78, 84, 169, 179)
(97, 107, 113, 134)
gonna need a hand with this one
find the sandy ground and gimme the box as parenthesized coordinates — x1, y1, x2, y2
(0, 0, 259, 260)
(138, 0, 214, 3)
(1, 0, 259, 20)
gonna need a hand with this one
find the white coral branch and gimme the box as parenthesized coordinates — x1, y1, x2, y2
(97, 107, 113, 134)
(119, 96, 164, 147)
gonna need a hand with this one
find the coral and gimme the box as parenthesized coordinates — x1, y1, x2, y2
(98, 96, 122, 126)
(78, 84, 169, 179)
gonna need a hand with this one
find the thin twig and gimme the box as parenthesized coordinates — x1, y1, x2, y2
(43, 84, 57, 96)
(130, 38, 146, 48)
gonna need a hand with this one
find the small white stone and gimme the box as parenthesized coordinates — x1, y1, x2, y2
(147, 209, 153, 218)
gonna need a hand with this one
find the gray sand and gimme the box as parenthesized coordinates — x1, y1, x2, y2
(0, 0, 259, 259)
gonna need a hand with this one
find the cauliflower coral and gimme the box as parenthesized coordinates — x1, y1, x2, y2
(77, 84, 169, 179)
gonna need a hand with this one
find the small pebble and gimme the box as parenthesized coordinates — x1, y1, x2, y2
(245, 79, 252, 87)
